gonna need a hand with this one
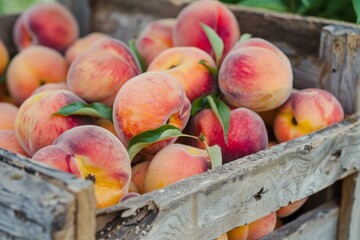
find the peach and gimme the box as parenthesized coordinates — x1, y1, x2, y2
(219, 47, 293, 112)
(0, 39, 9, 76)
(247, 212, 277, 240)
(32, 125, 131, 208)
(7, 46, 68, 104)
(95, 118, 117, 136)
(186, 108, 268, 163)
(0, 103, 18, 130)
(147, 47, 216, 101)
(32, 82, 68, 95)
(13, 2, 78, 51)
(67, 38, 141, 106)
(227, 225, 249, 240)
(277, 198, 308, 218)
(65, 32, 109, 63)
(173, 0, 240, 62)
(113, 72, 191, 154)
(0, 130, 28, 156)
(274, 88, 344, 143)
(144, 143, 209, 192)
(136, 18, 176, 67)
(15, 90, 93, 156)
(129, 181, 139, 193)
(217, 233, 228, 240)
(131, 161, 151, 194)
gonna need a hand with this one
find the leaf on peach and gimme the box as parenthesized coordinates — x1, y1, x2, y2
(200, 23, 224, 65)
(127, 125, 183, 161)
(238, 33, 252, 43)
(55, 102, 112, 122)
(128, 38, 147, 72)
(199, 59, 218, 77)
(207, 145, 222, 169)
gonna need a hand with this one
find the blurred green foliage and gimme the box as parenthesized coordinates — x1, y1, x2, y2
(0, 0, 53, 14)
(221, 0, 360, 23)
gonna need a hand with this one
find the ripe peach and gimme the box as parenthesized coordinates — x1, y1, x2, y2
(0, 39, 9, 76)
(131, 161, 151, 194)
(219, 47, 293, 112)
(227, 225, 248, 240)
(247, 212, 276, 239)
(144, 144, 209, 192)
(274, 88, 344, 143)
(0, 103, 18, 130)
(277, 198, 308, 218)
(13, 2, 78, 51)
(67, 38, 141, 106)
(0, 130, 28, 156)
(186, 108, 268, 163)
(147, 47, 216, 101)
(136, 18, 175, 67)
(32, 125, 131, 208)
(113, 72, 191, 154)
(129, 181, 139, 193)
(32, 82, 68, 95)
(15, 90, 93, 156)
(7, 46, 68, 104)
(173, 0, 240, 62)
(65, 32, 109, 63)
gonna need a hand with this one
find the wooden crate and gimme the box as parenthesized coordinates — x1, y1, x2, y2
(1, 0, 360, 239)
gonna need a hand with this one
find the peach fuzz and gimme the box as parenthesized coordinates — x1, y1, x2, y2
(219, 47, 293, 112)
(7, 46, 68, 105)
(0, 103, 18, 130)
(32, 82, 68, 95)
(15, 90, 93, 156)
(277, 198, 308, 218)
(0, 130, 29, 157)
(67, 38, 141, 106)
(32, 125, 131, 208)
(144, 144, 209, 193)
(173, 0, 240, 62)
(274, 88, 344, 143)
(0, 39, 9, 76)
(131, 161, 151, 194)
(13, 2, 78, 51)
(247, 212, 277, 239)
(135, 18, 176, 67)
(65, 32, 109, 63)
(227, 225, 248, 240)
(186, 108, 268, 164)
(147, 47, 216, 101)
(113, 72, 191, 154)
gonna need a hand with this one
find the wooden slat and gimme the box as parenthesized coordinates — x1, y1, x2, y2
(262, 202, 338, 240)
(96, 112, 360, 240)
(319, 25, 360, 115)
(0, 149, 96, 240)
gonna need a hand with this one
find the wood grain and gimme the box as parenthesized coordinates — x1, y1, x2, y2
(0, 149, 96, 240)
(96, 112, 360, 240)
(262, 202, 338, 240)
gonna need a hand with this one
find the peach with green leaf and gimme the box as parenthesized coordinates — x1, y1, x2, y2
(7, 45, 68, 105)
(113, 72, 191, 154)
(13, 2, 78, 52)
(32, 125, 131, 208)
(67, 38, 141, 106)
(147, 46, 216, 102)
(15, 90, 93, 156)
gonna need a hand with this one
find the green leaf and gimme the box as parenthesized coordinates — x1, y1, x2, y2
(55, 102, 112, 122)
(207, 145, 222, 169)
(237, 0, 288, 12)
(199, 59, 219, 77)
(128, 38, 147, 72)
(206, 96, 231, 144)
(353, 0, 360, 23)
(191, 95, 210, 117)
(200, 23, 224, 65)
(238, 33, 252, 43)
(128, 125, 184, 161)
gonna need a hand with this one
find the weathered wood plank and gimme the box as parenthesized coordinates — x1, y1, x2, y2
(96, 112, 360, 240)
(0, 149, 96, 240)
(262, 202, 338, 240)
(319, 25, 360, 115)
(337, 173, 360, 240)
